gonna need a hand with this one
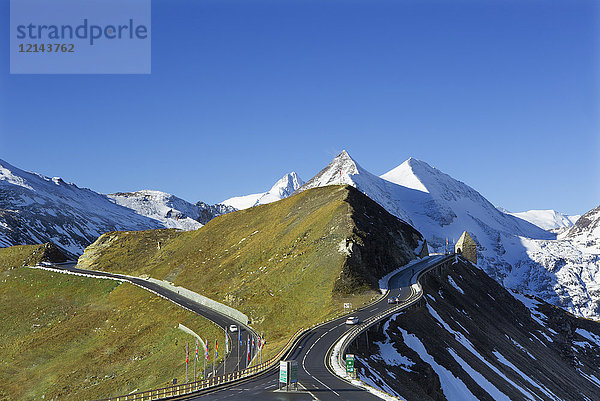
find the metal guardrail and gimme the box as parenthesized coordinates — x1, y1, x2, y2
(95, 256, 453, 401)
(333, 255, 454, 377)
(94, 327, 307, 401)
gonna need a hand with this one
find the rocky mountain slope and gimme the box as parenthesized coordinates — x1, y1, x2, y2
(221, 172, 304, 210)
(109, 190, 236, 229)
(0, 159, 163, 258)
(509, 205, 600, 319)
(352, 258, 600, 401)
(0, 159, 237, 257)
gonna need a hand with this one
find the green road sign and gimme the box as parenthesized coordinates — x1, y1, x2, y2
(290, 360, 298, 383)
(346, 354, 355, 374)
(279, 361, 288, 384)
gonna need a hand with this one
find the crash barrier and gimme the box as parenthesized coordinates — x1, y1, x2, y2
(332, 255, 455, 382)
(95, 255, 454, 401)
(94, 327, 307, 401)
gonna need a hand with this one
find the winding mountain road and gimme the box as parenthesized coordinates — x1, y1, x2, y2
(182, 254, 452, 401)
(50, 254, 451, 400)
(46, 263, 258, 376)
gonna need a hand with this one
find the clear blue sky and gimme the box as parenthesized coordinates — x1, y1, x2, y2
(1, 0, 598, 215)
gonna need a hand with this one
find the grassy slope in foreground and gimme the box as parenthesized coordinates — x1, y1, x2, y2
(77, 185, 423, 359)
(0, 246, 224, 401)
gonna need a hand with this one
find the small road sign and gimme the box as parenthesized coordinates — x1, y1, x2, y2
(279, 360, 298, 391)
(279, 361, 288, 384)
(290, 360, 298, 384)
(346, 354, 355, 375)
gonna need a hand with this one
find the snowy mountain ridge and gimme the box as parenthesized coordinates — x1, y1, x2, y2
(0, 160, 237, 257)
(108, 190, 205, 231)
(296, 151, 599, 319)
(502, 209, 580, 231)
(221, 172, 304, 210)
(0, 159, 163, 257)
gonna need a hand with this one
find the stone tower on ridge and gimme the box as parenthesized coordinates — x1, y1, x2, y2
(455, 231, 477, 264)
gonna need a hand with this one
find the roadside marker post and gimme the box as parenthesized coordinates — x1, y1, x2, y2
(186, 342, 189, 383)
(343, 302, 352, 313)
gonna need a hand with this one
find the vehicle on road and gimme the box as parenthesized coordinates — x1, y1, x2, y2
(229, 324, 238, 332)
(345, 316, 359, 325)
(387, 298, 396, 304)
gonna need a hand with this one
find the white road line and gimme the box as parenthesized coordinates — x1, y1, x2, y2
(298, 382, 321, 401)
(300, 324, 344, 397)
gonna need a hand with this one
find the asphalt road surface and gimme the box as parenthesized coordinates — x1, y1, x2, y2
(50, 254, 450, 400)
(184, 254, 452, 401)
(48, 263, 258, 378)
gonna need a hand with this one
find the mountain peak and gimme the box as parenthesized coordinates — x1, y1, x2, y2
(380, 157, 430, 193)
(295, 150, 367, 193)
(269, 172, 304, 196)
(221, 171, 304, 210)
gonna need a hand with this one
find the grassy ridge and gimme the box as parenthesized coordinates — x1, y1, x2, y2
(77, 185, 422, 359)
(0, 243, 66, 273)
(0, 244, 47, 272)
(0, 267, 224, 401)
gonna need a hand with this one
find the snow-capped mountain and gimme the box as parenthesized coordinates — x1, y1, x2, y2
(0, 159, 163, 258)
(565, 205, 600, 242)
(503, 209, 580, 231)
(0, 160, 238, 258)
(297, 151, 600, 319)
(108, 191, 236, 230)
(297, 150, 551, 249)
(194, 201, 238, 225)
(109, 191, 204, 230)
(509, 205, 600, 319)
(221, 172, 304, 210)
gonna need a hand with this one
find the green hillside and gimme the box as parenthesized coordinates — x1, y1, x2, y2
(0, 243, 65, 272)
(0, 257, 224, 401)
(77, 185, 423, 358)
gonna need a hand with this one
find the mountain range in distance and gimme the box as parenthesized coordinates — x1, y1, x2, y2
(1, 151, 598, 320)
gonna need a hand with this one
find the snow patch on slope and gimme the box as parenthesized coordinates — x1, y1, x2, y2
(399, 327, 478, 400)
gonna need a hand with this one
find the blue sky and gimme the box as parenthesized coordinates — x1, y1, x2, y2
(1, 0, 598, 215)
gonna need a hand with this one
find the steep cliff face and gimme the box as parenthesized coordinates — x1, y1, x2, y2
(351, 259, 600, 401)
